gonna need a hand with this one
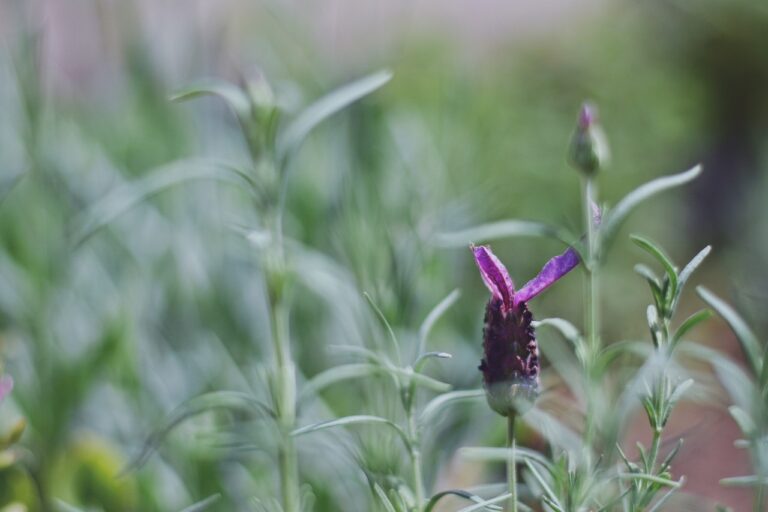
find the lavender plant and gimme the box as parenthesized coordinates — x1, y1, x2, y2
(122, 70, 393, 511)
(448, 104, 707, 511)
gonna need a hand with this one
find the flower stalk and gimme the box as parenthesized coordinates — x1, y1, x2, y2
(507, 413, 518, 512)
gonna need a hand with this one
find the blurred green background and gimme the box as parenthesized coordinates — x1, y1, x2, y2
(1, 0, 767, 510)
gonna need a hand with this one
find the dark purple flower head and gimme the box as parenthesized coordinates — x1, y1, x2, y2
(472, 244, 579, 416)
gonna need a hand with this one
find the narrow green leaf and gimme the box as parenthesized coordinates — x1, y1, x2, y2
(373, 483, 398, 512)
(170, 80, 250, 115)
(180, 494, 222, 512)
(634, 264, 663, 302)
(425, 490, 503, 512)
(697, 287, 763, 376)
(419, 389, 484, 427)
(278, 70, 392, 159)
(457, 492, 513, 512)
(413, 352, 453, 374)
(433, 220, 576, 248)
(72, 159, 249, 247)
(523, 458, 562, 510)
(364, 292, 402, 365)
(647, 479, 684, 512)
(533, 318, 582, 346)
(601, 165, 702, 250)
(728, 406, 756, 436)
(292, 415, 409, 448)
(671, 309, 712, 347)
(618, 473, 682, 488)
(672, 245, 711, 310)
(720, 475, 768, 487)
(460, 446, 551, 469)
(659, 439, 684, 473)
(631, 235, 678, 305)
(668, 378, 694, 405)
(124, 391, 271, 473)
(417, 289, 461, 356)
(326, 344, 390, 366)
(300, 363, 383, 402)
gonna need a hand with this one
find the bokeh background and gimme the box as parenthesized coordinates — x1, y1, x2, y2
(1, 0, 768, 510)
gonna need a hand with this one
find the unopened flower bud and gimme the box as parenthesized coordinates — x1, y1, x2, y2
(569, 102, 609, 175)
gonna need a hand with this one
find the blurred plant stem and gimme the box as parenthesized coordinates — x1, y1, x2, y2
(582, 176, 601, 454)
(406, 407, 425, 510)
(507, 414, 518, 512)
(269, 288, 300, 512)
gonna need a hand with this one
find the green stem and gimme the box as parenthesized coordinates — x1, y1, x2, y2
(582, 177, 601, 455)
(406, 402, 425, 510)
(271, 296, 300, 512)
(583, 177, 600, 356)
(507, 414, 518, 512)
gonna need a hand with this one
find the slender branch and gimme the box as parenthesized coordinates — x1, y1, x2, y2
(507, 414, 518, 512)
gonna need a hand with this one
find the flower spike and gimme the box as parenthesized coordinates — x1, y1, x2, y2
(472, 245, 515, 312)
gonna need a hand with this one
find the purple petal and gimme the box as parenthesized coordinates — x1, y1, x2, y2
(472, 245, 515, 310)
(514, 247, 580, 304)
(0, 375, 13, 402)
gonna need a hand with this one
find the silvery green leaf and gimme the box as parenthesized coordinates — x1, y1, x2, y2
(668, 378, 694, 405)
(291, 415, 409, 447)
(180, 494, 222, 512)
(72, 159, 249, 246)
(601, 165, 702, 250)
(647, 480, 684, 512)
(682, 344, 753, 411)
(299, 363, 383, 402)
(170, 80, 250, 115)
(417, 288, 460, 356)
(697, 287, 763, 376)
(125, 391, 271, 473)
(720, 475, 768, 487)
(413, 352, 452, 374)
(278, 70, 392, 160)
(373, 483, 398, 512)
(456, 492, 513, 512)
(631, 235, 678, 307)
(728, 406, 756, 436)
(533, 318, 582, 346)
(672, 246, 711, 310)
(425, 490, 503, 512)
(634, 264, 663, 304)
(364, 292, 402, 365)
(433, 220, 576, 248)
(671, 309, 712, 348)
(523, 458, 562, 510)
(618, 473, 682, 487)
(460, 446, 551, 469)
(419, 389, 484, 426)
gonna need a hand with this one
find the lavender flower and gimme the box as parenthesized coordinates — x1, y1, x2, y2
(472, 245, 579, 416)
(569, 102, 609, 175)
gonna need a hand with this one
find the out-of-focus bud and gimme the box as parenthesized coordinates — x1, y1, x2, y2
(246, 72, 277, 114)
(568, 102, 609, 176)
